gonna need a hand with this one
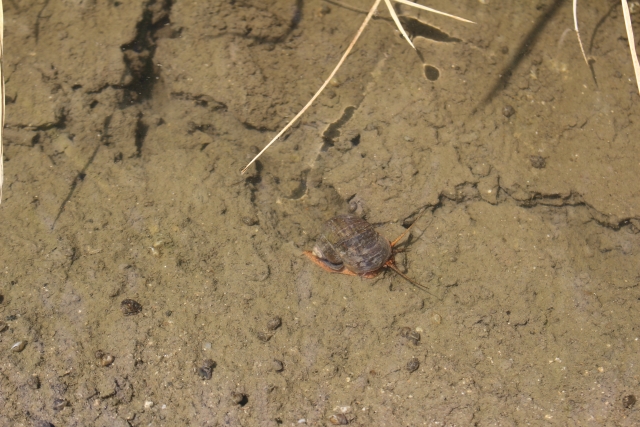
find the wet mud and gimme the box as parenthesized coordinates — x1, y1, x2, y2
(1, 0, 640, 425)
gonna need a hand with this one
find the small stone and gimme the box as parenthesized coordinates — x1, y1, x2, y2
(623, 394, 636, 409)
(197, 359, 216, 380)
(399, 327, 420, 345)
(95, 351, 114, 367)
(197, 366, 212, 380)
(121, 299, 142, 316)
(432, 313, 442, 324)
(257, 331, 272, 342)
(266, 316, 282, 331)
(11, 341, 26, 352)
(52, 398, 68, 411)
(329, 413, 349, 425)
(241, 216, 258, 226)
(27, 374, 40, 390)
(530, 155, 546, 169)
(0, 320, 7, 333)
(144, 400, 154, 409)
(272, 359, 284, 372)
(502, 105, 516, 118)
(406, 357, 420, 373)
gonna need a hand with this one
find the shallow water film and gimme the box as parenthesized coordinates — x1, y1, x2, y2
(1, 0, 640, 425)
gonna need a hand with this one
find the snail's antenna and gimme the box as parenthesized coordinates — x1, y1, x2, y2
(387, 263, 440, 300)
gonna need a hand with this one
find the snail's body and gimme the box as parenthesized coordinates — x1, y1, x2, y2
(304, 210, 438, 298)
(311, 215, 392, 275)
(304, 213, 420, 281)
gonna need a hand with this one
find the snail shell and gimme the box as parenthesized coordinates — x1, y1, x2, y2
(312, 215, 391, 274)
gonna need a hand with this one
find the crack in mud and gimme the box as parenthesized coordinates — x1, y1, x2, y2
(121, 0, 176, 105)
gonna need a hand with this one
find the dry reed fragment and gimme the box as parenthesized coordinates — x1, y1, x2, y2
(384, 0, 415, 49)
(572, 0, 590, 67)
(574, 0, 640, 95)
(621, 0, 640, 95)
(240, 0, 473, 174)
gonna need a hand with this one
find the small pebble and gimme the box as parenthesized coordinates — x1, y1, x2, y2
(231, 392, 248, 405)
(406, 357, 420, 373)
(197, 366, 212, 380)
(530, 155, 546, 169)
(197, 359, 216, 380)
(121, 299, 142, 316)
(329, 413, 349, 425)
(241, 216, 258, 226)
(0, 320, 7, 333)
(623, 394, 636, 409)
(257, 331, 272, 342)
(52, 398, 68, 411)
(272, 359, 284, 372)
(95, 350, 115, 367)
(144, 400, 154, 409)
(11, 341, 26, 352)
(502, 105, 516, 118)
(28, 374, 40, 390)
(432, 313, 442, 324)
(267, 316, 282, 331)
(399, 327, 420, 345)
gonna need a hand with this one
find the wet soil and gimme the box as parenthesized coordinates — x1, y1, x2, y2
(1, 0, 640, 425)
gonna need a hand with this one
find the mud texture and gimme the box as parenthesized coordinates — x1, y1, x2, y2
(1, 0, 640, 425)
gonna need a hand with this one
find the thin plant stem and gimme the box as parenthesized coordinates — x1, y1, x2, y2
(573, 0, 590, 66)
(393, 0, 474, 24)
(621, 0, 640, 95)
(241, 0, 383, 174)
(384, 0, 415, 48)
(241, 1, 473, 173)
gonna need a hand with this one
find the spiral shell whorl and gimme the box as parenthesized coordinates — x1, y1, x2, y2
(312, 215, 392, 274)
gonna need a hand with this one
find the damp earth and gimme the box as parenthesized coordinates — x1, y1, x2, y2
(1, 0, 640, 425)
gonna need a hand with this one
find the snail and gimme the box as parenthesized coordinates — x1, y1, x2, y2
(304, 209, 436, 296)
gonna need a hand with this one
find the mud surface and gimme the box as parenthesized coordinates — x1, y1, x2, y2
(1, 0, 640, 425)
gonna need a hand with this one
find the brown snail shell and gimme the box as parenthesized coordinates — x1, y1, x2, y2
(312, 215, 391, 275)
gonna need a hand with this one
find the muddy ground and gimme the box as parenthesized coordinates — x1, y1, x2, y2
(1, 0, 640, 425)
